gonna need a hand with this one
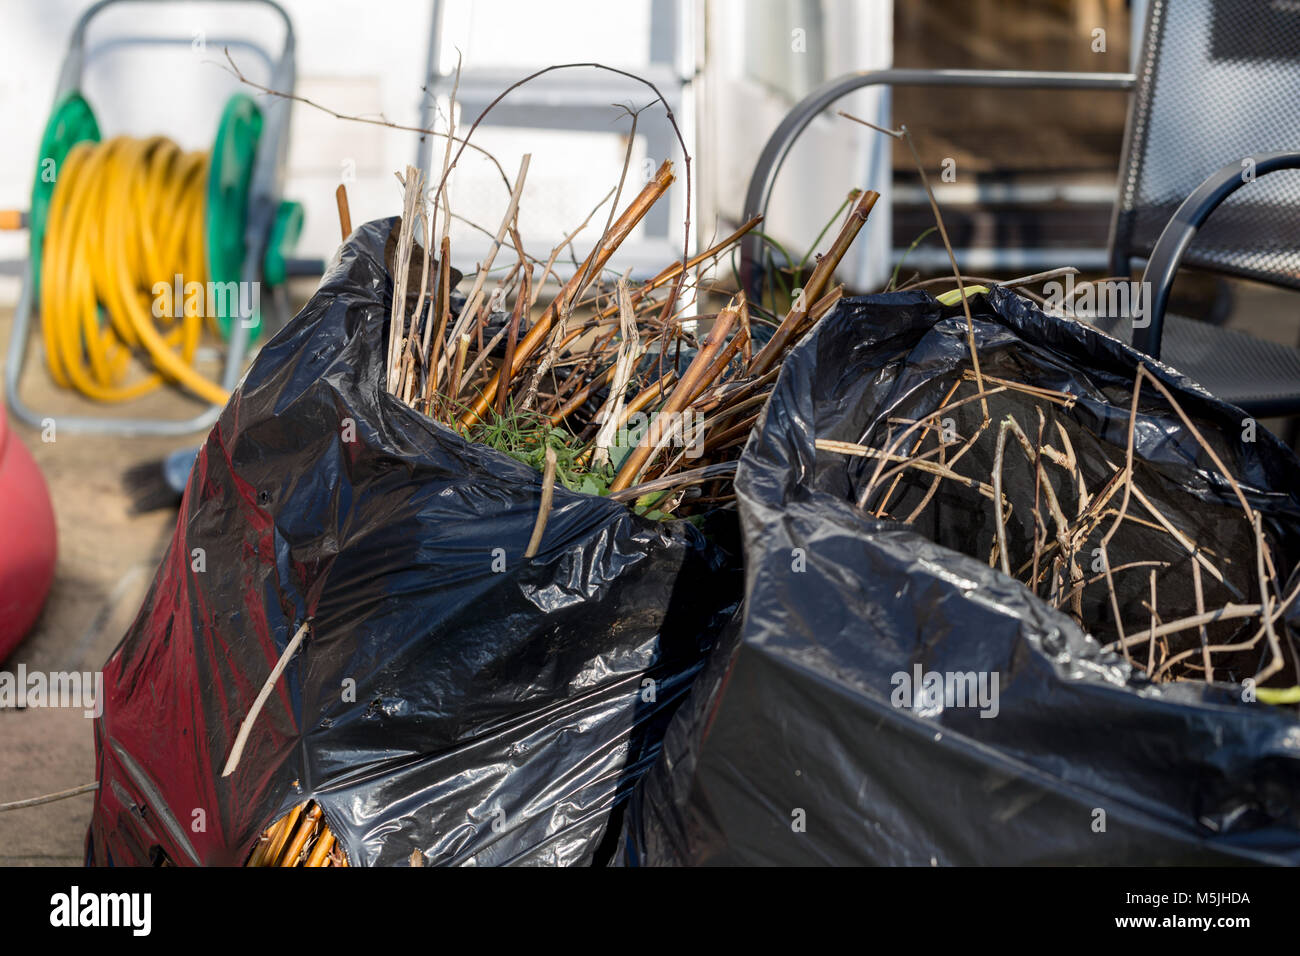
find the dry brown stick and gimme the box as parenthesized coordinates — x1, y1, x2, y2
(875, 379, 963, 518)
(749, 190, 879, 377)
(448, 334, 471, 407)
(247, 811, 291, 866)
(550, 365, 617, 425)
(335, 184, 352, 242)
(577, 369, 681, 461)
(261, 804, 302, 866)
(495, 259, 532, 416)
(637, 409, 697, 482)
(695, 391, 770, 447)
(694, 364, 780, 415)
(528, 188, 618, 309)
(246, 829, 275, 867)
(1254, 511, 1285, 682)
(591, 277, 643, 465)
(1002, 415, 1071, 549)
(626, 217, 762, 314)
(0, 781, 98, 814)
(1099, 368, 1145, 661)
(399, 350, 418, 406)
(904, 428, 947, 522)
(903, 420, 988, 524)
(548, 313, 626, 363)
(1096, 457, 1238, 595)
(440, 155, 532, 381)
(673, 315, 750, 418)
(898, 125, 986, 419)
(798, 283, 847, 332)
(1192, 557, 1212, 682)
(305, 828, 336, 868)
(520, 292, 577, 413)
(456, 263, 530, 402)
(1109, 603, 1267, 650)
(221, 621, 311, 778)
(1055, 422, 1091, 514)
(1147, 569, 1160, 675)
(1153, 639, 1258, 683)
(900, 267, 1080, 293)
(817, 439, 1001, 501)
(1014, 465, 1127, 582)
(780, 283, 848, 352)
(1132, 364, 1260, 596)
(857, 387, 1011, 510)
(857, 441, 950, 489)
(1030, 409, 1047, 591)
(957, 370, 1075, 408)
(1053, 560, 1171, 608)
(612, 371, 678, 430)
(278, 804, 323, 867)
(608, 461, 738, 503)
(542, 324, 623, 415)
(841, 111, 988, 420)
(401, 196, 435, 404)
(426, 63, 695, 337)
(523, 110, 646, 412)
(387, 167, 423, 393)
(698, 413, 762, 457)
(738, 292, 753, 365)
(1006, 416, 1082, 614)
(431, 51, 463, 246)
(1136, 366, 1257, 525)
(222, 48, 515, 192)
(464, 162, 676, 426)
(1147, 581, 1300, 680)
(610, 303, 739, 492)
(423, 234, 454, 404)
(992, 421, 1012, 575)
(524, 447, 558, 558)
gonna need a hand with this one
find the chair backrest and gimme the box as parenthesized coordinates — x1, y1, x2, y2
(1110, 0, 1300, 289)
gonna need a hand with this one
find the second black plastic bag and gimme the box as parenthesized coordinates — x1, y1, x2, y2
(87, 218, 741, 867)
(618, 287, 1300, 865)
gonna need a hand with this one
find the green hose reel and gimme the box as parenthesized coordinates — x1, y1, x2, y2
(29, 91, 100, 302)
(29, 89, 302, 341)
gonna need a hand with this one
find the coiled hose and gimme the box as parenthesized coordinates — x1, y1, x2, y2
(39, 135, 230, 405)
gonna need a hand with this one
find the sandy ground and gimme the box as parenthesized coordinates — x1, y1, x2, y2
(0, 285, 312, 865)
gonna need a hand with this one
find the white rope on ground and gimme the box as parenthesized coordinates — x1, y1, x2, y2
(0, 781, 97, 812)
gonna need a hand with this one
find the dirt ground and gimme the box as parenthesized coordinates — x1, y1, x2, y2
(0, 285, 312, 865)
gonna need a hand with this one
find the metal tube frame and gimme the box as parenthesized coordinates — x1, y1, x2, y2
(4, 0, 297, 437)
(1136, 151, 1300, 366)
(740, 68, 1136, 302)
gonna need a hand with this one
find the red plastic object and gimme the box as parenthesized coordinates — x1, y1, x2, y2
(0, 406, 57, 661)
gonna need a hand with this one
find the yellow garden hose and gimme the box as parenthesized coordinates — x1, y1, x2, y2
(39, 135, 230, 405)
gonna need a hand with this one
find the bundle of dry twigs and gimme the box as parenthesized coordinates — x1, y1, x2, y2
(378, 155, 879, 519)
(818, 357, 1298, 691)
(245, 801, 347, 867)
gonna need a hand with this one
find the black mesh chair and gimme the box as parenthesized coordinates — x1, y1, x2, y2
(1099, 0, 1300, 417)
(741, 0, 1300, 418)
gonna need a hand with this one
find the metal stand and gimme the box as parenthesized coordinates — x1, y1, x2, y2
(4, 0, 297, 436)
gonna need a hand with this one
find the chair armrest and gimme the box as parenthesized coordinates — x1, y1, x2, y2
(1136, 151, 1300, 357)
(741, 68, 1135, 300)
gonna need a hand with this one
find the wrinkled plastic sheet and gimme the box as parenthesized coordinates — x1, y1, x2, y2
(87, 218, 741, 867)
(618, 288, 1300, 866)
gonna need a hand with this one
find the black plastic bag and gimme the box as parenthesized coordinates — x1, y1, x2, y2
(87, 218, 740, 867)
(618, 288, 1300, 866)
